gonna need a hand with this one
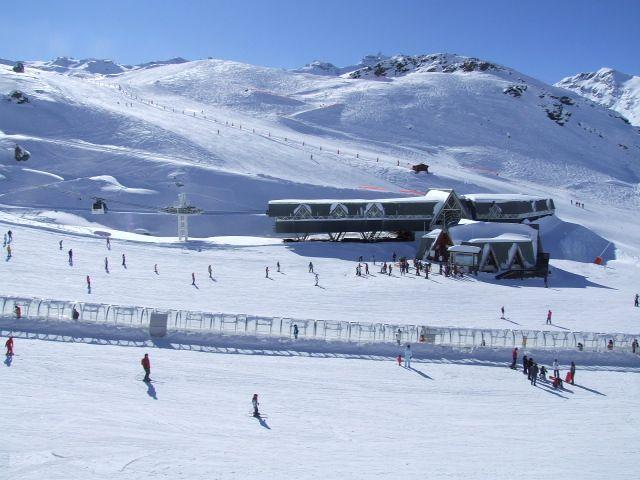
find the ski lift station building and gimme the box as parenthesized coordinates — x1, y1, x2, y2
(266, 189, 555, 276)
(267, 189, 555, 237)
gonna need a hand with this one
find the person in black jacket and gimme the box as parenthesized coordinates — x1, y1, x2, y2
(522, 355, 529, 375)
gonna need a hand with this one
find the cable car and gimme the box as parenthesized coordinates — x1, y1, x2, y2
(91, 198, 108, 214)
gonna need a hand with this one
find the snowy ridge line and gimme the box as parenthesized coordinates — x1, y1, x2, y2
(89, 80, 419, 176)
(2, 295, 639, 354)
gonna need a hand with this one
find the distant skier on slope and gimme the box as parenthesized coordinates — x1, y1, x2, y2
(5, 336, 14, 356)
(208, 264, 213, 279)
(265, 266, 269, 278)
(308, 262, 314, 273)
(68, 249, 73, 266)
(252, 394, 260, 417)
(277, 261, 280, 273)
(59, 240, 63, 250)
(511, 347, 518, 369)
(192, 272, 196, 285)
(501, 306, 505, 319)
(141, 353, 151, 382)
(635, 294, 639, 307)
(314, 273, 319, 286)
(522, 354, 528, 375)
(546, 310, 552, 325)
(122, 253, 126, 268)
(568, 361, 576, 385)
(106, 237, 111, 250)
(154, 264, 158, 275)
(6, 245, 11, 259)
(86, 275, 91, 292)
(104, 257, 109, 273)
(404, 344, 412, 368)
(552, 359, 560, 379)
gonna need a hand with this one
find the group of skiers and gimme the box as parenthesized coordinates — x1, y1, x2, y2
(4, 230, 13, 259)
(512, 347, 576, 388)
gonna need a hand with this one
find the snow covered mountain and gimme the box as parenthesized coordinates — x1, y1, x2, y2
(556, 68, 640, 126)
(19, 56, 189, 77)
(292, 53, 388, 76)
(1, 53, 639, 240)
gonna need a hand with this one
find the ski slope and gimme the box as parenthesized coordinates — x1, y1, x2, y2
(1, 215, 640, 333)
(2, 337, 638, 479)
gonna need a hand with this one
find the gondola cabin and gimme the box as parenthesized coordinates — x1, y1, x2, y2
(91, 198, 108, 214)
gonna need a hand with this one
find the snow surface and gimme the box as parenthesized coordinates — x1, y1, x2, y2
(2, 53, 640, 479)
(556, 67, 640, 126)
(1, 336, 638, 479)
(1, 217, 640, 334)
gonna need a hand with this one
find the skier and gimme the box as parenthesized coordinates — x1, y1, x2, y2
(635, 294, 639, 307)
(252, 394, 260, 417)
(546, 309, 552, 325)
(86, 275, 91, 291)
(365, 263, 369, 275)
(396, 329, 402, 346)
(539, 365, 548, 380)
(68, 249, 73, 266)
(59, 240, 63, 250)
(392, 252, 397, 262)
(396, 354, 402, 366)
(5, 336, 14, 356)
(388, 264, 392, 276)
(122, 254, 126, 268)
(314, 273, 318, 286)
(552, 359, 560, 379)
(106, 237, 111, 250)
(308, 262, 314, 273)
(192, 272, 196, 285)
(569, 361, 576, 385)
(501, 306, 505, 319)
(277, 261, 280, 273)
(72, 306, 80, 320)
(522, 354, 529, 375)
(154, 263, 158, 275)
(265, 266, 269, 278)
(293, 324, 299, 340)
(530, 363, 539, 386)
(511, 347, 518, 369)
(141, 353, 151, 382)
(6, 245, 11, 259)
(208, 264, 213, 278)
(632, 338, 639, 354)
(104, 257, 109, 273)
(404, 344, 412, 368)
(7, 230, 12, 243)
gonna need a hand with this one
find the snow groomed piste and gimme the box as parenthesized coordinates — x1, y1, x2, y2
(2, 52, 640, 479)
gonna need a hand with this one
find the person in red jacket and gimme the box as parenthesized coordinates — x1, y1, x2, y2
(5, 336, 14, 356)
(141, 353, 151, 382)
(511, 347, 518, 369)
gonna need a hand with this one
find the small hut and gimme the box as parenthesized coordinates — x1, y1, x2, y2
(411, 163, 430, 174)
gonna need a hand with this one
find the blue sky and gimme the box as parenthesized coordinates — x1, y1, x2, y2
(2, 0, 639, 82)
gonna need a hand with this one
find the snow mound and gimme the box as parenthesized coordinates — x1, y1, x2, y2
(89, 175, 156, 195)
